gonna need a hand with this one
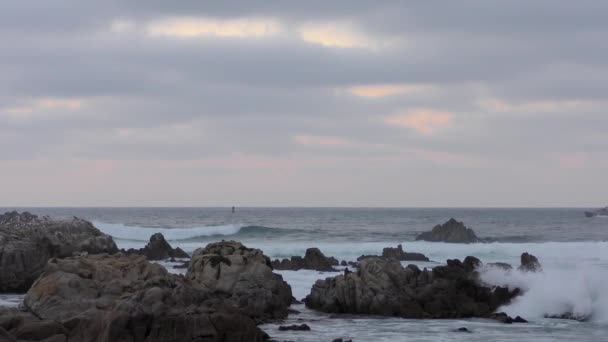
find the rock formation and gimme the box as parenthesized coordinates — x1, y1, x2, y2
(3, 253, 268, 342)
(124, 232, 189, 260)
(271, 248, 338, 272)
(518, 252, 542, 272)
(305, 256, 520, 319)
(186, 240, 293, 320)
(358, 244, 429, 262)
(415, 218, 481, 243)
(0, 211, 118, 293)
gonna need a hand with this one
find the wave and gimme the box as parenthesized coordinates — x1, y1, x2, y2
(93, 222, 298, 242)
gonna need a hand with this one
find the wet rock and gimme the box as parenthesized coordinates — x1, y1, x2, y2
(332, 339, 353, 342)
(490, 312, 528, 324)
(453, 327, 471, 333)
(305, 257, 519, 319)
(415, 218, 481, 243)
(123, 232, 189, 260)
(0, 211, 118, 293)
(519, 252, 542, 272)
(271, 248, 337, 272)
(278, 324, 310, 331)
(382, 244, 430, 261)
(187, 240, 293, 320)
(13, 253, 267, 342)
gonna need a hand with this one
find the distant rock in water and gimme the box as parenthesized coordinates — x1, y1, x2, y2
(0, 211, 118, 293)
(271, 247, 338, 272)
(186, 240, 293, 320)
(518, 252, 542, 272)
(415, 218, 481, 243)
(305, 256, 521, 319)
(123, 232, 189, 260)
(357, 244, 429, 262)
(584, 207, 608, 217)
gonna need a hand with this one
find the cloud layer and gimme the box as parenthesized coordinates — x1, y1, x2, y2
(1, 1, 607, 206)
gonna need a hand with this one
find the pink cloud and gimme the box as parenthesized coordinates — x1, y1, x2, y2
(384, 109, 453, 134)
(293, 134, 350, 146)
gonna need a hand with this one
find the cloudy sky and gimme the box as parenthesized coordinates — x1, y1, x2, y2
(1, 1, 607, 207)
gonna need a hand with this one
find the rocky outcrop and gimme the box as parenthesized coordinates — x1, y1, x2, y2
(124, 233, 189, 260)
(305, 256, 520, 319)
(0, 211, 118, 293)
(519, 252, 542, 272)
(186, 241, 292, 320)
(415, 218, 481, 243)
(7, 253, 268, 342)
(271, 248, 338, 272)
(358, 244, 429, 262)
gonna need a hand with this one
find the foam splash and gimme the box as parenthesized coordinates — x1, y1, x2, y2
(481, 265, 608, 323)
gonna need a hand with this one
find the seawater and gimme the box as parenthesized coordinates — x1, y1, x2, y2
(2, 207, 608, 341)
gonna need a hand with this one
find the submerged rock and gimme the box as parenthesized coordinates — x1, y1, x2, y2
(271, 247, 338, 272)
(13, 253, 267, 342)
(305, 256, 519, 319)
(187, 240, 293, 320)
(519, 252, 542, 272)
(124, 232, 189, 260)
(415, 218, 481, 243)
(0, 211, 118, 293)
(278, 324, 310, 331)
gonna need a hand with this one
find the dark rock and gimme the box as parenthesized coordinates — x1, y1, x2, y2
(0, 211, 118, 293)
(305, 257, 519, 319)
(382, 244, 430, 261)
(513, 316, 528, 323)
(453, 327, 471, 333)
(186, 240, 293, 320)
(123, 233, 189, 261)
(490, 312, 528, 324)
(545, 313, 590, 322)
(415, 218, 480, 243)
(332, 339, 353, 342)
(340, 260, 347, 266)
(519, 252, 542, 272)
(278, 324, 310, 331)
(271, 248, 337, 272)
(14, 253, 267, 342)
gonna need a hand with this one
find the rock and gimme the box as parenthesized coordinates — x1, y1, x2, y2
(415, 218, 481, 243)
(123, 233, 189, 260)
(332, 339, 353, 342)
(513, 316, 528, 323)
(278, 324, 310, 331)
(305, 257, 519, 319)
(340, 260, 347, 266)
(382, 244, 430, 261)
(271, 248, 337, 272)
(186, 240, 293, 320)
(453, 327, 471, 333)
(14, 253, 267, 342)
(519, 252, 542, 272)
(0, 211, 118, 293)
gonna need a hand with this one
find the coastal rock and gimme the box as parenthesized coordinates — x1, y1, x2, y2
(490, 312, 528, 324)
(0, 211, 118, 293)
(356, 245, 429, 263)
(271, 248, 337, 272)
(519, 252, 542, 272)
(305, 256, 519, 319)
(124, 232, 189, 260)
(278, 324, 310, 331)
(486, 262, 513, 271)
(187, 240, 293, 320)
(415, 218, 481, 243)
(15, 253, 267, 342)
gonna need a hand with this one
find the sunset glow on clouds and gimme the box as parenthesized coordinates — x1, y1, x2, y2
(384, 110, 453, 134)
(1, 1, 607, 206)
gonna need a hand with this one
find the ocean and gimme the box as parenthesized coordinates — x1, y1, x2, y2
(2, 207, 607, 341)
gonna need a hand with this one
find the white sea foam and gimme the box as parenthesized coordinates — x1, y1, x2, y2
(94, 221, 243, 242)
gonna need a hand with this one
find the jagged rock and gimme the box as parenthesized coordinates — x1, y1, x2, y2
(489, 312, 528, 324)
(305, 256, 519, 319)
(271, 248, 337, 272)
(415, 218, 481, 243)
(519, 252, 542, 272)
(10, 253, 267, 342)
(186, 240, 292, 320)
(0, 211, 118, 293)
(278, 324, 310, 331)
(357, 245, 429, 263)
(123, 233, 189, 260)
(340, 260, 347, 266)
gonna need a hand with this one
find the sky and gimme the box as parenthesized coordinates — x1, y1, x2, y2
(1, 1, 607, 207)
